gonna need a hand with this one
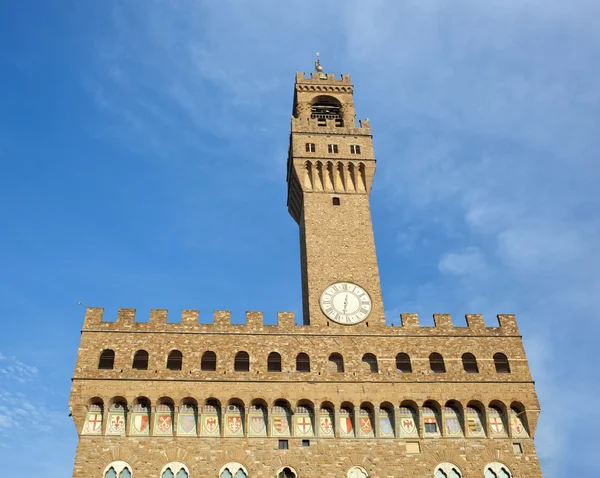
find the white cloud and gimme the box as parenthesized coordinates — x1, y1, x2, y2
(438, 247, 485, 276)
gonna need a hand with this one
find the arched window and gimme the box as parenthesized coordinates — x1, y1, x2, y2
(493, 353, 511, 373)
(161, 462, 189, 478)
(220, 462, 248, 478)
(362, 353, 378, 373)
(462, 353, 479, 373)
(348, 466, 369, 478)
(429, 353, 446, 373)
(267, 352, 282, 372)
(132, 350, 148, 370)
(296, 353, 310, 372)
(484, 462, 512, 478)
(328, 353, 344, 373)
(278, 467, 297, 478)
(396, 353, 412, 373)
(434, 462, 462, 478)
(234, 351, 250, 372)
(201, 351, 216, 371)
(99, 349, 115, 370)
(104, 461, 133, 478)
(167, 350, 182, 371)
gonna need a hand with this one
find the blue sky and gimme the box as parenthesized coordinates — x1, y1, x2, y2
(1, 1, 598, 476)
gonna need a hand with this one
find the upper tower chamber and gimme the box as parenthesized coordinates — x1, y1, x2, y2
(286, 59, 384, 328)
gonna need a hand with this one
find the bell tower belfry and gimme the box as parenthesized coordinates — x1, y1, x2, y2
(287, 58, 385, 327)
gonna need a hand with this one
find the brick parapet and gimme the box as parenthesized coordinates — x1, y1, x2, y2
(82, 308, 521, 336)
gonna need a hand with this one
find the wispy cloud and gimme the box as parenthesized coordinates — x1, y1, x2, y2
(0, 353, 38, 383)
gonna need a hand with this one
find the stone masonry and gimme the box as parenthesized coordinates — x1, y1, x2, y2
(69, 67, 543, 478)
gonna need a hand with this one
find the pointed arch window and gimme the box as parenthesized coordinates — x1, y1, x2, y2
(296, 353, 310, 372)
(267, 352, 282, 372)
(99, 349, 115, 370)
(201, 351, 216, 371)
(429, 353, 446, 373)
(462, 353, 479, 373)
(220, 462, 248, 478)
(104, 461, 133, 478)
(167, 350, 182, 371)
(161, 462, 189, 478)
(484, 462, 512, 478)
(348, 466, 369, 478)
(434, 462, 462, 478)
(493, 353, 511, 373)
(234, 351, 250, 372)
(132, 350, 148, 370)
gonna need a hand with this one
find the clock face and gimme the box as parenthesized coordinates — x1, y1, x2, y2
(319, 282, 372, 325)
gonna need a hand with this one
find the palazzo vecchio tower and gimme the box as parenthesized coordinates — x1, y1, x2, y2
(69, 59, 543, 478)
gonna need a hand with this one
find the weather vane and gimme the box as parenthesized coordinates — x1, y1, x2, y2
(315, 52, 324, 73)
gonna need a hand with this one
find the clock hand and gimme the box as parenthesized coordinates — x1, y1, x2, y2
(343, 294, 348, 314)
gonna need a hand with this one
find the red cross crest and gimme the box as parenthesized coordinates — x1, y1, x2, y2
(297, 416, 311, 434)
(490, 417, 504, 434)
(87, 414, 102, 432)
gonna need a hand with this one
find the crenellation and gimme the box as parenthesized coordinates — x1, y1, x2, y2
(277, 311, 295, 328)
(466, 314, 485, 330)
(213, 310, 230, 326)
(149, 309, 168, 325)
(182, 309, 199, 326)
(401, 312, 420, 327)
(433, 313, 453, 329)
(497, 314, 520, 334)
(116, 308, 136, 326)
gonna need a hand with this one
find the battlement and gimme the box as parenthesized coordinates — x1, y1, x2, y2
(82, 308, 520, 335)
(296, 71, 352, 85)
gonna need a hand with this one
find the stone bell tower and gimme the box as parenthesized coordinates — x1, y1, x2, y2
(287, 56, 385, 328)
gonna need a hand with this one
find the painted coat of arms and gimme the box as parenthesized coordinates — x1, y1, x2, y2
(250, 415, 266, 435)
(511, 416, 525, 436)
(379, 417, 393, 436)
(133, 414, 149, 434)
(360, 417, 373, 435)
(109, 414, 125, 433)
(178, 415, 196, 434)
(467, 416, 483, 435)
(400, 417, 416, 435)
(340, 417, 353, 435)
(320, 416, 333, 435)
(85, 413, 102, 434)
(157, 414, 172, 433)
(273, 416, 289, 435)
(204, 416, 219, 434)
(296, 416, 312, 435)
(489, 417, 505, 434)
(445, 417, 462, 436)
(228, 416, 242, 433)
